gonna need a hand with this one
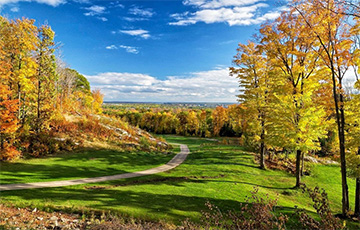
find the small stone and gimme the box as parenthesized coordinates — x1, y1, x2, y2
(61, 217, 69, 222)
(32, 208, 37, 212)
(37, 217, 44, 220)
(50, 216, 58, 221)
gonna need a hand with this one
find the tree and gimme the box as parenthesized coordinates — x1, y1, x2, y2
(2, 17, 38, 126)
(345, 80, 360, 216)
(260, 10, 328, 187)
(34, 24, 56, 133)
(231, 41, 270, 169)
(0, 22, 20, 160)
(92, 89, 104, 114)
(293, 0, 356, 215)
(212, 106, 228, 137)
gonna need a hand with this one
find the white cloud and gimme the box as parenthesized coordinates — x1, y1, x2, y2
(97, 16, 108, 21)
(119, 45, 139, 54)
(84, 5, 106, 16)
(10, 6, 19, 11)
(119, 29, 151, 39)
(85, 68, 238, 102)
(123, 17, 149, 22)
(184, 0, 265, 9)
(73, 0, 89, 3)
(0, 0, 65, 7)
(106, 45, 139, 54)
(106, 45, 118, 50)
(170, 0, 284, 26)
(128, 6, 154, 17)
(109, 2, 124, 8)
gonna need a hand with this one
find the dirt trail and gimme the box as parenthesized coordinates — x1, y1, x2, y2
(0, 144, 189, 191)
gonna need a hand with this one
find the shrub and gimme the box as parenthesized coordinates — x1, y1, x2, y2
(139, 137, 151, 150)
(0, 143, 20, 161)
(22, 133, 77, 157)
(295, 185, 345, 230)
(195, 187, 288, 230)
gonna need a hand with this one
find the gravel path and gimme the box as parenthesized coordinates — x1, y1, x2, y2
(0, 144, 189, 191)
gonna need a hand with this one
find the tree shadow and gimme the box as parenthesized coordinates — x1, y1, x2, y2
(1, 187, 243, 221)
(0, 148, 173, 184)
(0, 181, 310, 225)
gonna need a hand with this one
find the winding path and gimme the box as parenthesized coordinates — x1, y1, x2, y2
(0, 144, 189, 191)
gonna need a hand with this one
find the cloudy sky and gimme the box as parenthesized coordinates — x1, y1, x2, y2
(0, 0, 286, 102)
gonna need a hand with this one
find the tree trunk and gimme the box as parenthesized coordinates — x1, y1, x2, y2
(260, 142, 266, 170)
(295, 150, 302, 188)
(17, 82, 21, 120)
(259, 119, 266, 170)
(355, 178, 360, 217)
(339, 88, 349, 216)
(301, 152, 305, 176)
(36, 79, 41, 133)
(268, 151, 271, 161)
(355, 147, 360, 217)
(0, 134, 3, 151)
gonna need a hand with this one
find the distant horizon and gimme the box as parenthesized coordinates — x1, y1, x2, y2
(103, 101, 238, 104)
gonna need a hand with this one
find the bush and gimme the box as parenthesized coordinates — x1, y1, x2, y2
(139, 137, 151, 150)
(295, 185, 345, 230)
(22, 133, 77, 157)
(193, 187, 288, 230)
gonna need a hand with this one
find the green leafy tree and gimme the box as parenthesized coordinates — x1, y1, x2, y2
(33, 24, 57, 132)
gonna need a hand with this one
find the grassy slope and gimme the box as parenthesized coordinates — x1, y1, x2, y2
(0, 135, 358, 228)
(0, 147, 175, 184)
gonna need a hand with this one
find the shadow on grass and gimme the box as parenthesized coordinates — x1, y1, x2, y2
(102, 175, 294, 190)
(0, 186, 241, 221)
(0, 184, 305, 224)
(0, 148, 173, 184)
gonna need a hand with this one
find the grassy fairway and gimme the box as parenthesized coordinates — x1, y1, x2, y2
(0, 147, 175, 184)
(0, 135, 358, 228)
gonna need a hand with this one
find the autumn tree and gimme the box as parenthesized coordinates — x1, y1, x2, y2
(2, 17, 38, 126)
(231, 41, 271, 169)
(345, 80, 360, 216)
(293, 0, 356, 215)
(92, 89, 104, 114)
(0, 19, 20, 160)
(212, 106, 228, 137)
(34, 24, 57, 133)
(260, 10, 329, 187)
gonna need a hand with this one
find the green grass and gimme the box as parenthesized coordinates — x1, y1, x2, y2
(0, 147, 175, 184)
(0, 135, 358, 228)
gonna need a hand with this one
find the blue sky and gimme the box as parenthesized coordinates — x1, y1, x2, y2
(0, 0, 286, 102)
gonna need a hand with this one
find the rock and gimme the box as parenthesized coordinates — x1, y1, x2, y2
(50, 216, 58, 221)
(32, 208, 37, 212)
(304, 156, 319, 163)
(37, 217, 43, 221)
(324, 160, 339, 165)
(61, 217, 69, 222)
(54, 137, 66, 142)
(304, 155, 339, 165)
